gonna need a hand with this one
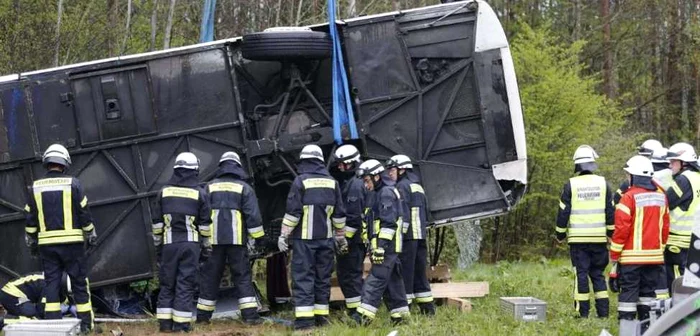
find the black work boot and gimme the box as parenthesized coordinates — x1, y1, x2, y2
(293, 317, 315, 330)
(391, 317, 406, 326)
(159, 320, 174, 333)
(315, 315, 330, 327)
(419, 302, 436, 316)
(195, 313, 211, 324)
(172, 322, 192, 333)
(241, 308, 264, 325)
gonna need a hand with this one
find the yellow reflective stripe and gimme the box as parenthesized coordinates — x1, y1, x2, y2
(634, 206, 643, 251)
(157, 313, 172, 319)
(409, 184, 424, 194)
(574, 293, 590, 301)
(396, 219, 403, 252)
(38, 235, 85, 245)
(173, 315, 192, 323)
(80, 196, 88, 208)
(82, 223, 94, 232)
(237, 210, 243, 244)
(559, 201, 566, 210)
(63, 187, 72, 231)
(595, 291, 609, 299)
(39, 229, 84, 238)
(249, 228, 264, 239)
(415, 297, 433, 303)
(77, 302, 92, 313)
(240, 302, 257, 310)
(2, 285, 26, 298)
(616, 204, 631, 216)
(567, 237, 608, 243)
(24, 204, 31, 212)
(555, 227, 567, 233)
(208, 182, 243, 193)
(162, 187, 199, 200)
(26, 226, 38, 234)
(197, 303, 215, 312)
(313, 309, 329, 316)
(357, 306, 376, 319)
(670, 182, 683, 197)
(45, 302, 61, 312)
(606, 225, 615, 231)
(282, 213, 299, 227)
(674, 265, 681, 278)
(302, 205, 310, 239)
(620, 256, 664, 263)
(302, 178, 335, 189)
(346, 301, 360, 309)
(411, 207, 419, 238)
(610, 242, 624, 252)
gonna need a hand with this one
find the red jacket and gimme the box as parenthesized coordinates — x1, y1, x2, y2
(610, 185, 669, 264)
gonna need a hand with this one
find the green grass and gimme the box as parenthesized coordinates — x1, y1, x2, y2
(84, 259, 622, 335)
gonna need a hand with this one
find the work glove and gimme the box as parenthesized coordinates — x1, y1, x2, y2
(278, 224, 294, 253)
(26, 234, 39, 257)
(86, 229, 98, 247)
(608, 261, 620, 293)
(335, 228, 349, 255)
(371, 247, 385, 265)
(200, 238, 212, 264)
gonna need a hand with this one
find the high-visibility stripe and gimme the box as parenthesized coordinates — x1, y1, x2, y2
(197, 297, 216, 312)
(2, 285, 27, 298)
(82, 223, 94, 232)
(162, 187, 199, 200)
(157, 308, 173, 320)
(412, 207, 420, 239)
(302, 205, 311, 239)
(249, 226, 264, 239)
(409, 184, 424, 194)
(379, 228, 395, 240)
(295, 306, 314, 318)
(357, 304, 377, 319)
(574, 293, 590, 301)
(568, 237, 608, 243)
(239, 297, 257, 310)
(389, 306, 410, 318)
(62, 187, 72, 231)
(313, 304, 329, 316)
(555, 226, 567, 233)
(211, 210, 219, 244)
(618, 302, 637, 312)
(594, 291, 609, 299)
(570, 209, 605, 215)
(345, 296, 361, 309)
(282, 213, 299, 227)
(610, 242, 624, 252)
(345, 226, 357, 238)
(34, 192, 46, 233)
(38, 235, 84, 245)
(559, 201, 566, 210)
(197, 303, 215, 311)
(332, 216, 346, 229)
(80, 196, 88, 208)
(77, 302, 92, 313)
(152, 222, 164, 235)
(172, 309, 193, 323)
(325, 205, 334, 239)
(396, 217, 403, 252)
(24, 204, 31, 212)
(569, 222, 605, 229)
(674, 265, 681, 278)
(302, 178, 336, 189)
(26, 226, 38, 234)
(45, 302, 61, 312)
(208, 182, 243, 193)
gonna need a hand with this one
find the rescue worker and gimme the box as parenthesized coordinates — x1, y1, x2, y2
(385, 154, 435, 315)
(352, 159, 409, 325)
(555, 145, 614, 318)
(278, 144, 347, 330)
(24, 144, 97, 333)
(196, 151, 264, 325)
(0, 273, 76, 323)
(153, 152, 212, 333)
(608, 155, 669, 334)
(614, 139, 663, 204)
(664, 142, 700, 292)
(333, 144, 367, 314)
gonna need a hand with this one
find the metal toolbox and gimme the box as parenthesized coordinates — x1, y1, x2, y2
(500, 297, 547, 322)
(3, 318, 81, 336)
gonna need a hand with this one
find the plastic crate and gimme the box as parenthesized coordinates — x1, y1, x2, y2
(500, 297, 547, 322)
(3, 318, 81, 336)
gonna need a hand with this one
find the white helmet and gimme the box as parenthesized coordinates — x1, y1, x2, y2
(667, 142, 697, 163)
(358, 159, 384, 176)
(573, 145, 598, 164)
(300, 144, 324, 162)
(334, 145, 361, 164)
(43, 144, 71, 168)
(174, 152, 200, 170)
(650, 148, 669, 164)
(387, 154, 413, 169)
(638, 139, 663, 156)
(219, 151, 241, 165)
(623, 155, 654, 177)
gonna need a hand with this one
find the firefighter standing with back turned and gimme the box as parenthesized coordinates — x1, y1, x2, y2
(153, 152, 212, 333)
(614, 139, 664, 205)
(24, 144, 97, 333)
(278, 144, 347, 330)
(608, 155, 669, 335)
(196, 151, 265, 325)
(352, 159, 410, 325)
(386, 154, 435, 315)
(555, 145, 614, 318)
(333, 144, 367, 315)
(663, 142, 700, 292)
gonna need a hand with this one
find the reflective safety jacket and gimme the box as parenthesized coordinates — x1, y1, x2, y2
(206, 162, 263, 245)
(665, 169, 700, 249)
(338, 171, 367, 244)
(25, 171, 96, 245)
(1, 273, 45, 303)
(282, 160, 346, 240)
(152, 169, 211, 244)
(367, 173, 404, 254)
(556, 173, 614, 243)
(610, 184, 669, 264)
(395, 172, 427, 240)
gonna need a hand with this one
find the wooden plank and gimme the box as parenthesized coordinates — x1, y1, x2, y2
(330, 282, 489, 302)
(446, 298, 472, 312)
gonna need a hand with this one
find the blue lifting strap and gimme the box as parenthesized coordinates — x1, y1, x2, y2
(199, 0, 217, 43)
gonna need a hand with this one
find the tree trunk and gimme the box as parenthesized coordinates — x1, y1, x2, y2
(54, 0, 64, 66)
(275, 0, 282, 26)
(600, 0, 614, 99)
(347, 0, 357, 18)
(163, 0, 177, 49)
(394, 0, 401, 11)
(150, 0, 159, 51)
(573, 0, 581, 40)
(121, 0, 132, 55)
(295, 0, 304, 25)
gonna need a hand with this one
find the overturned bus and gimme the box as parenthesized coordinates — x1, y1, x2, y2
(0, 0, 526, 307)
